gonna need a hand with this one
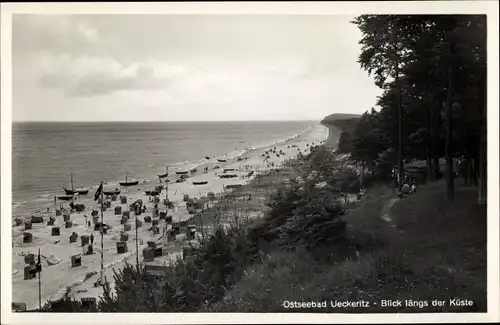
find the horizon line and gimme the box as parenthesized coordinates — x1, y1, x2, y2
(12, 119, 322, 123)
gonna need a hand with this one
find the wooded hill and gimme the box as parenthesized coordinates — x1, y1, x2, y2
(339, 15, 486, 204)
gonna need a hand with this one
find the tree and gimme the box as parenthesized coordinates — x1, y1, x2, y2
(353, 15, 410, 189)
(352, 15, 486, 201)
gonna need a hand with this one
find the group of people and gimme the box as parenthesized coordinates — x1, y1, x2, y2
(398, 177, 417, 199)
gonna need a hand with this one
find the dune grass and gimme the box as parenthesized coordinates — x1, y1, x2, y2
(207, 181, 487, 313)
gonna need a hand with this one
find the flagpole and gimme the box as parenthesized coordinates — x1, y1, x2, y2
(38, 248, 42, 310)
(135, 211, 139, 272)
(100, 181, 104, 287)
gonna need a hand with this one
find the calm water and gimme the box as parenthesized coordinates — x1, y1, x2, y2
(12, 121, 316, 215)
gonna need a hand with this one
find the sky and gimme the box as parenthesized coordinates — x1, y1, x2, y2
(12, 14, 383, 122)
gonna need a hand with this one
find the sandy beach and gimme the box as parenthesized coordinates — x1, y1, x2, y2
(11, 123, 329, 309)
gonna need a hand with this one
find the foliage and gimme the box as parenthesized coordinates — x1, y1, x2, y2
(350, 15, 486, 198)
(337, 131, 353, 153)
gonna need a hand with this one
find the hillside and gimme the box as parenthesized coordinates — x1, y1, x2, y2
(321, 113, 361, 126)
(320, 113, 361, 136)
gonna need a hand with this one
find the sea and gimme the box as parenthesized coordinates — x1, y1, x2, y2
(11, 121, 318, 217)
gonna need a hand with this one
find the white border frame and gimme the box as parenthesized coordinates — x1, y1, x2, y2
(1, 1, 499, 324)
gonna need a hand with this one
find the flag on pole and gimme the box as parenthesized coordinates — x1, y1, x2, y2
(94, 182, 103, 201)
(36, 248, 42, 273)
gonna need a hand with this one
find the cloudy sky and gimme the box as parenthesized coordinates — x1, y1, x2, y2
(12, 14, 382, 122)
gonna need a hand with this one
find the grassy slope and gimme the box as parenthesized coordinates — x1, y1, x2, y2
(207, 181, 486, 313)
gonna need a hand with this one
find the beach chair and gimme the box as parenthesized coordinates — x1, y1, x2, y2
(47, 216, 56, 226)
(81, 235, 90, 247)
(182, 246, 196, 260)
(51, 227, 60, 236)
(120, 232, 129, 242)
(159, 211, 167, 220)
(80, 297, 97, 312)
(186, 228, 196, 241)
(154, 247, 163, 257)
(71, 254, 82, 267)
(55, 209, 62, 216)
(65, 220, 73, 228)
(122, 210, 130, 218)
(69, 232, 78, 243)
(143, 247, 155, 262)
(120, 196, 127, 204)
(114, 206, 122, 215)
(63, 213, 70, 222)
(23, 232, 33, 243)
(152, 219, 159, 226)
(31, 215, 44, 223)
(152, 226, 160, 235)
(24, 265, 37, 280)
(123, 223, 132, 232)
(24, 253, 35, 265)
(172, 224, 180, 235)
(121, 216, 128, 225)
(14, 217, 23, 226)
(116, 241, 128, 254)
(135, 219, 142, 228)
(144, 216, 152, 223)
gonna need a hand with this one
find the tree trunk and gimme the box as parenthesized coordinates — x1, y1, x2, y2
(426, 150, 432, 183)
(445, 39, 455, 200)
(430, 97, 440, 179)
(424, 81, 433, 183)
(478, 94, 487, 205)
(395, 56, 404, 190)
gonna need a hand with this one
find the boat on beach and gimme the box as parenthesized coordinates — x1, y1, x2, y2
(192, 181, 208, 185)
(103, 188, 121, 196)
(219, 174, 238, 179)
(158, 166, 169, 179)
(205, 156, 210, 160)
(225, 184, 243, 189)
(175, 171, 189, 175)
(176, 174, 189, 183)
(217, 159, 227, 163)
(63, 172, 89, 195)
(57, 195, 74, 201)
(119, 173, 139, 187)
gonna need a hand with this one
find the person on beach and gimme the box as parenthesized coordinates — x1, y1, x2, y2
(84, 214, 88, 227)
(90, 233, 94, 245)
(88, 220, 91, 228)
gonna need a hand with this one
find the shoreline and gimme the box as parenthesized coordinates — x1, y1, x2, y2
(11, 122, 319, 217)
(12, 123, 332, 309)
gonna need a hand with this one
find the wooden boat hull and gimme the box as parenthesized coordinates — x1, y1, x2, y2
(63, 188, 75, 195)
(217, 159, 226, 163)
(225, 184, 243, 189)
(158, 173, 169, 178)
(175, 171, 188, 175)
(219, 174, 238, 179)
(205, 156, 210, 160)
(192, 181, 208, 185)
(103, 190, 121, 196)
(57, 195, 74, 201)
(119, 181, 139, 187)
